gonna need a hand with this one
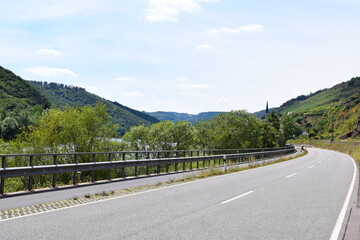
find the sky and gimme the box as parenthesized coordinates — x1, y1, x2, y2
(1, 0, 360, 114)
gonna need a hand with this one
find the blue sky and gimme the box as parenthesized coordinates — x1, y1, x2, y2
(1, 0, 360, 114)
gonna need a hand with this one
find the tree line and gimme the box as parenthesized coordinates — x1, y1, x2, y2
(0, 104, 300, 193)
(122, 110, 300, 151)
(1, 104, 300, 155)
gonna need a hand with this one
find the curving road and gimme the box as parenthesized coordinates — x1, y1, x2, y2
(0, 148, 357, 240)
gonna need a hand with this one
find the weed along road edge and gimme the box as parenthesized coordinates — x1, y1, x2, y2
(0, 148, 357, 240)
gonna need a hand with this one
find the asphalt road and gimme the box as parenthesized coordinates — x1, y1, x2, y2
(0, 148, 357, 240)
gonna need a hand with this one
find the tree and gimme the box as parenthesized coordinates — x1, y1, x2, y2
(195, 111, 262, 149)
(261, 121, 278, 147)
(21, 104, 118, 153)
(123, 121, 196, 151)
(122, 124, 150, 151)
(1, 117, 19, 141)
(170, 121, 195, 150)
(279, 113, 301, 143)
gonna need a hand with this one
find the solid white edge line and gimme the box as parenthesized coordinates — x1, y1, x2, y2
(221, 191, 254, 204)
(329, 155, 357, 240)
(286, 173, 297, 178)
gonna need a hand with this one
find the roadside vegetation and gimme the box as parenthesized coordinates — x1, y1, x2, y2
(123, 110, 300, 151)
(0, 103, 300, 193)
(296, 140, 360, 164)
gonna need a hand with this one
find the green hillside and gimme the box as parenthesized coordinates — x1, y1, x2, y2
(0, 66, 51, 140)
(278, 77, 360, 139)
(0, 66, 50, 108)
(145, 111, 225, 124)
(28, 81, 159, 135)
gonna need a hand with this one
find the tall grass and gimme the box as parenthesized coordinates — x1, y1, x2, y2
(312, 141, 360, 163)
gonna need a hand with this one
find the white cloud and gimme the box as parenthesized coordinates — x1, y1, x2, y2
(181, 83, 216, 90)
(86, 86, 99, 92)
(194, 44, 214, 50)
(115, 77, 135, 82)
(180, 91, 210, 98)
(176, 77, 189, 82)
(36, 48, 63, 57)
(120, 91, 144, 97)
(25, 66, 76, 78)
(205, 24, 264, 36)
(0, 0, 105, 21)
(217, 97, 231, 104)
(145, 0, 220, 22)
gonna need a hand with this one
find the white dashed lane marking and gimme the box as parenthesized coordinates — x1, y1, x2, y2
(286, 173, 297, 178)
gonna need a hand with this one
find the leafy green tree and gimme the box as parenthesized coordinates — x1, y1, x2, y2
(265, 111, 280, 130)
(170, 121, 195, 150)
(261, 121, 278, 147)
(1, 117, 19, 141)
(195, 111, 262, 149)
(20, 104, 118, 153)
(123, 121, 196, 151)
(279, 113, 301, 143)
(148, 121, 174, 150)
(122, 124, 150, 151)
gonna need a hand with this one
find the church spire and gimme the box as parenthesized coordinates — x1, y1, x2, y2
(266, 101, 269, 115)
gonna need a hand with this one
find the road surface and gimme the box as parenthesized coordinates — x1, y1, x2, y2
(0, 148, 357, 239)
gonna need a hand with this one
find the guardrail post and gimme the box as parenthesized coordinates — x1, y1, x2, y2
(52, 155, 57, 188)
(108, 153, 112, 180)
(157, 152, 160, 174)
(190, 152, 193, 170)
(28, 156, 34, 191)
(166, 152, 170, 173)
(197, 151, 200, 169)
(73, 154, 78, 185)
(134, 153, 139, 176)
(175, 152, 178, 172)
(146, 152, 150, 175)
(91, 154, 96, 182)
(134, 153, 138, 176)
(223, 155, 227, 172)
(1, 156, 6, 195)
(122, 153, 126, 178)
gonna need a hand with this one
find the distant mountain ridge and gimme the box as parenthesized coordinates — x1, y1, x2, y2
(28, 81, 159, 135)
(145, 111, 226, 124)
(253, 107, 277, 118)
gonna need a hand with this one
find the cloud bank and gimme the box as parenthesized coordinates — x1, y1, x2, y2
(25, 66, 76, 78)
(205, 24, 263, 36)
(145, 0, 220, 22)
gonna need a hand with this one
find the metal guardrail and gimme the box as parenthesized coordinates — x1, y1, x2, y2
(0, 146, 295, 195)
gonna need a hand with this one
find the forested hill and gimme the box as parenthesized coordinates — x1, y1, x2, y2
(0, 66, 51, 140)
(145, 111, 226, 124)
(276, 77, 360, 139)
(0, 66, 50, 109)
(28, 81, 159, 135)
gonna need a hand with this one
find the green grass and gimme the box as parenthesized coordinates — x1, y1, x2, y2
(312, 141, 360, 163)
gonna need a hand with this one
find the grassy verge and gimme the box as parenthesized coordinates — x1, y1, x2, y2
(311, 141, 360, 163)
